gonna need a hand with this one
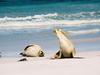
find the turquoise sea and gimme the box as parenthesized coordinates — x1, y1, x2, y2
(0, 0, 100, 57)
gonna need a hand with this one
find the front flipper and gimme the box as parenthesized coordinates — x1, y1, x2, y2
(20, 52, 27, 57)
(51, 50, 62, 59)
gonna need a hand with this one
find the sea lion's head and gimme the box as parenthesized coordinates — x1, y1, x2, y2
(53, 28, 68, 38)
(38, 50, 45, 57)
(53, 28, 67, 35)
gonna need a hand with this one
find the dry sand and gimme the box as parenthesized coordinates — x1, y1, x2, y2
(0, 51, 100, 75)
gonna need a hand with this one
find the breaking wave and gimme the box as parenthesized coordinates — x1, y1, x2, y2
(0, 12, 100, 35)
(69, 29, 100, 35)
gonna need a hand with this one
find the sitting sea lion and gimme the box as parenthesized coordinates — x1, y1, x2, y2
(20, 44, 44, 57)
(52, 28, 76, 59)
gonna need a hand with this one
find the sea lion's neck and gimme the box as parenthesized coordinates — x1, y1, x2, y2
(57, 32, 69, 41)
(57, 32, 72, 46)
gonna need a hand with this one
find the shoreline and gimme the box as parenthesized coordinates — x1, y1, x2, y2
(0, 50, 100, 61)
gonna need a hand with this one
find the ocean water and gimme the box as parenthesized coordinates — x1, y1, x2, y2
(0, 0, 100, 57)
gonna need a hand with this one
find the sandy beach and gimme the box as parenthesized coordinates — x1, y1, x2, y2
(0, 1, 100, 75)
(0, 51, 100, 75)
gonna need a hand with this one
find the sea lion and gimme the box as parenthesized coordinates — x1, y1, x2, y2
(20, 44, 44, 57)
(52, 28, 76, 59)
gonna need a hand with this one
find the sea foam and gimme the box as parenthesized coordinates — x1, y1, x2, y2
(0, 12, 100, 35)
(0, 19, 100, 29)
(69, 29, 100, 35)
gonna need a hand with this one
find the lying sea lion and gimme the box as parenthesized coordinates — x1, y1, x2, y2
(20, 44, 44, 57)
(52, 28, 76, 59)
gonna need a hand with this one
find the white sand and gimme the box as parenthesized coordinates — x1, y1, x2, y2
(0, 51, 100, 75)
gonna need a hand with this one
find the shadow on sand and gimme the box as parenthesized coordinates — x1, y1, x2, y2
(50, 57, 84, 60)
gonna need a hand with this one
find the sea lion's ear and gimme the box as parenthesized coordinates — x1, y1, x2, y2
(61, 30, 66, 35)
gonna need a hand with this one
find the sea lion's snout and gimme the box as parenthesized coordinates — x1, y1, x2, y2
(53, 28, 59, 34)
